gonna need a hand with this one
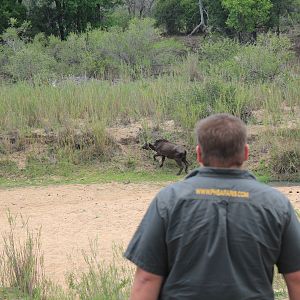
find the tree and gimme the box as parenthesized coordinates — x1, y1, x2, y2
(155, 0, 199, 34)
(268, 0, 295, 34)
(123, 0, 156, 17)
(221, 0, 273, 39)
(202, 0, 228, 33)
(0, 0, 27, 34)
(189, 0, 207, 35)
(26, 0, 121, 39)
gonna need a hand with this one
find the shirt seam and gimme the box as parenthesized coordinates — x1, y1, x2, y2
(124, 252, 166, 277)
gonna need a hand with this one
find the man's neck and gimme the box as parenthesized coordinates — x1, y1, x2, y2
(202, 164, 243, 169)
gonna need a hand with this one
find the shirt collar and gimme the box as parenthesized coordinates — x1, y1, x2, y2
(185, 167, 256, 180)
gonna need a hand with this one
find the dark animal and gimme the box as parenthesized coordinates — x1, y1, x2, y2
(142, 139, 189, 175)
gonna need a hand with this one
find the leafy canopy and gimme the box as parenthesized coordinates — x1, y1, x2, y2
(221, 0, 273, 33)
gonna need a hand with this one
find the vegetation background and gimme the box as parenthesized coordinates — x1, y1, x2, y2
(0, 0, 300, 299)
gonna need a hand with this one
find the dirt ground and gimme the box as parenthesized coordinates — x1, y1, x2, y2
(0, 183, 299, 285)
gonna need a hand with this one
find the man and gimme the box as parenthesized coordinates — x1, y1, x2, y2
(124, 113, 300, 300)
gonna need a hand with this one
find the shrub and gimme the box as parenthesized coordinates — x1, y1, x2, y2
(87, 18, 186, 79)
(199, 38, 241, 64)
(56, 123, 120, 164)
(0, 160, 18, 177)
(107, 7, 133, 29)
(53, 33, 90, 77)
(270, 148, 300, 176)
(220, 45, 286, 82)
(6, 44, 56, 81)
(199, 34, 293, 84)
(167, 78, 252, 131)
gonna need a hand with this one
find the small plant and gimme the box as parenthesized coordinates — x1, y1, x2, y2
(270, 148, 300, 175)
(0, 212, 46, 299)
(125, 156, 136, 170)
(67, 241, 133, 300)
(0, 160, 19, 177)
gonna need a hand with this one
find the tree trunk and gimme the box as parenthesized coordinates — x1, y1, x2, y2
(54, 0, 65, 40)
(276, 9, 280, 36)
(251, 31, 257, 42)
(189, 0, 207, 36)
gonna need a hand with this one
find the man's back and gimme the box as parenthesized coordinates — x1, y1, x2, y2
(125, 167, 300, 299)
(126, 114, 300, 300)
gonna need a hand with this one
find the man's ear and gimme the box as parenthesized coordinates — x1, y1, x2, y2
(244, 144, 249, 162)
(196, 145, 203, 165)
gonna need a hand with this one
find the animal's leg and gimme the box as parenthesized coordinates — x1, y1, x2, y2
(160, 156, 166, 168)
(183, 157, 189, 173)
(175, 158, 184, 175)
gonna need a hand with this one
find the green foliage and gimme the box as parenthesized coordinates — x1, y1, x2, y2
(0, 20, 32, 79)
(221, 0, 273, 33)
(0, 18, 185, 81)
(52, 32, 89, 77)
(0, 33, 298, 181)
(106, 6, 132, 29)
(0, 212, 46, 299)
(167, 78, 252, 131)
(270, 144, 300, 177)
(0, 1, 27, 34)
(199, 38, 241, 64)
(155, 0, 199, 34)
(154, 0, 299, 35)
(56, 122, 119, 164)
(6, 44, 56, 81)
(199, 34, 293, 83)
(268, 0, 295, 31)
(203, 0, 228, 32)
(26, 0, 122, 39)
(0, 160, 18, 177)
(256, 33, 293, 61)
(67, 243, 133, 300)
(0, 0, 299, 38)
(221, 46, 282, 82)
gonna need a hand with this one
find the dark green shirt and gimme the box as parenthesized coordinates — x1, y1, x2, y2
(125, 167, 300, 300)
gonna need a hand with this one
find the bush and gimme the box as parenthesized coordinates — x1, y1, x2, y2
(221, 45, 286, 82)
(6, 44, 56, 81)
(0, 160, 18, 177)
(199, 38, 241, 64)
(167, 78, 252, 131)
(92, 18, 185, 78)
(52, 33, 90, 77)
(270, 148, 300, 176)
(0, 18, 186, 81)
(198, 34, 293, 84)
(56, 123, 120, 164)
(107, 7, 132, 29)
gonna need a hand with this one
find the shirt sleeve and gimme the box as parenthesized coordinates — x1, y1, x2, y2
(277, 202, 300, 274)
(124, 197, 168, 276)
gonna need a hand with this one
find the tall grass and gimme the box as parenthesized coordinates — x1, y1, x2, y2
(0, 33, 299, 179)
(0, 212, 46, 299)
(0, 75, 298, 131)
(0, 213, 133, 300)
(67, 242, 133, 300)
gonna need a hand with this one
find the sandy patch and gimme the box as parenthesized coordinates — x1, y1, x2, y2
(0, 183, 299, 285)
